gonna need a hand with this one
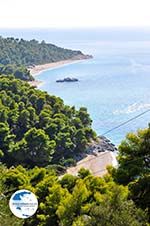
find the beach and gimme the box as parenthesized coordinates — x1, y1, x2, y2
(67, 151, 117, 177)
(28, 58, 86, 87)
(29, 59, 84, 76)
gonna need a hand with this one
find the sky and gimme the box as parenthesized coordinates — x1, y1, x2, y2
(0, 0, 150, 28)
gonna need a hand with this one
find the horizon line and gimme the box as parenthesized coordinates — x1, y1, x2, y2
(0, 26, 150, 30)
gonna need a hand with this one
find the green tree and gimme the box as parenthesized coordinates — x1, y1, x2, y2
(0, 122, 15, 159)
(89, 199, 147, 226)
(77, 107, 92, 127)
(57, 180, 90, 226)
(0, 165, 148, 226)
(12, 128, 55, 166)
(112, 127, 150, 215)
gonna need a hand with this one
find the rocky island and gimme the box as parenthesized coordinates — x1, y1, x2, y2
(56, 77, 79, 82)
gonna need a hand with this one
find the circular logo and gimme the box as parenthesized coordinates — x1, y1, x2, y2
(9, 189, 38, 219)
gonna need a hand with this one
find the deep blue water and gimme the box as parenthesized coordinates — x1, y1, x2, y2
(1, 28, 150, 145)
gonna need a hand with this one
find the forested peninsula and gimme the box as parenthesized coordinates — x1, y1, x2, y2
(0, 36, 149, 226)
(0, 36, 91, 80)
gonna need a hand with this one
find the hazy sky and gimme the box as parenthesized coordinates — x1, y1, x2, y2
(1, 0, 150, 28)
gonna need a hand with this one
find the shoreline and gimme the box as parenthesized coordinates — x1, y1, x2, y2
(29, 59, 86, 76)
(28, 57, 91, 87)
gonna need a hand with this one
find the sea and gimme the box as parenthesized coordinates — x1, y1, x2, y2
(1, 27, 150, 145)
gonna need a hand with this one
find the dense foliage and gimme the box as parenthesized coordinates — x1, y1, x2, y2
(112, 127, 150, 217)
(0, 64, 34, 81)
(0, 76, 96, 167)
(0, 164, 147, 226)
(0, 36, 84, 66)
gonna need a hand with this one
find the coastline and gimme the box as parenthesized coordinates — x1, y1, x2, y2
(29, 59, 86, 76)
(28, 56, 92, 87)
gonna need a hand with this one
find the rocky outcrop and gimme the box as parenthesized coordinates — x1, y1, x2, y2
(72, 136, 117, 163)
(86, 136, 117, 155)
(67, 137, 117, 176)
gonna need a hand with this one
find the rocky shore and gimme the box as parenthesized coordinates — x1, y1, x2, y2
(67, 136, 118, 177)
(77, 136, 117, 160)
(87, 136, 117, 154)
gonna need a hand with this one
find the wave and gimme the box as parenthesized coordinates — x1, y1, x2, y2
(130, 58, 150, 73)
(113, 103, 150, 115)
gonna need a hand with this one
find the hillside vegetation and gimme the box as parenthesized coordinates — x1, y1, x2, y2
(0, 64, 34, 81)
(0, 165, 147, 226)
(0, 36, 86, 66)
(0, 75, 96, 167)
(0, 36, 89, 81)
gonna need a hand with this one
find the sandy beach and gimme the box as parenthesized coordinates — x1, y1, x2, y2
(28, 59, 86, 87)
(29, 59, 83, 76)
(67, 151, 117, 177)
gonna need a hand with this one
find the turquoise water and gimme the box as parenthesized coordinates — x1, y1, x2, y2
(36, 41, 150, 145)
(1, 28, 150, 144)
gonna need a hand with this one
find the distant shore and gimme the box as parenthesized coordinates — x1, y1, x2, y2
(28, 55, 92, 87)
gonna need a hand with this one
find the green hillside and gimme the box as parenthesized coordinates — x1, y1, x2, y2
(0, 36, 87, 66)
(0, 36, 91, 81)
(0, 75, 96, 167)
